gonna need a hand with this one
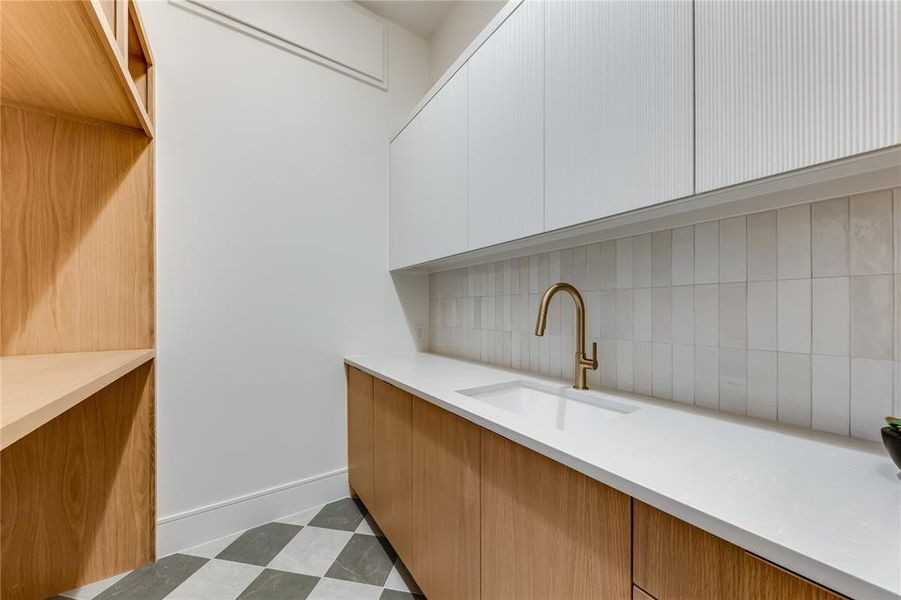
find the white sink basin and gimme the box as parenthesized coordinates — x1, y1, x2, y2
(457, 380, 638, 435)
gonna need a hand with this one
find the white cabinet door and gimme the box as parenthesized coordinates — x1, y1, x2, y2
(467, 0, 544, 249)
(696, 1, 901, 192)
(544, 0, 693, 231)
(390, 67, 468, 269)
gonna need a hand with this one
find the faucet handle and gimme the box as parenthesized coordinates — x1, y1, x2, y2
(589, 341, 598, 369)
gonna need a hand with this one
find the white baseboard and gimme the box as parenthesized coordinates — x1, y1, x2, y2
(156, 468, 349, 557)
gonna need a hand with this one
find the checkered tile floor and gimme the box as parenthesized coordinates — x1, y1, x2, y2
(52, 498, 425, 600)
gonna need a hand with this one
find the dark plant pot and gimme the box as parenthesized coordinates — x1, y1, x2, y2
(882, 427, 901, 472)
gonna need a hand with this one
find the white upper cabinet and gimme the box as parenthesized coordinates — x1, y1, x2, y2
(467, 1, 544, 249)
(696, 1, 901, 192)
(544, 0, 694, 231)
(390, 67, 468, 269)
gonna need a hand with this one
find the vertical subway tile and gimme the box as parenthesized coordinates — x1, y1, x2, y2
(672, 345, 695, 404)
(748, 211, 778, 281)
(633, 288, 652, 342)
(599, 240, 617, 289)
(694, 284, 719, 347)
(600, 338, 617, 388)
(719, 348, 748, 415)
(616, 289, 633, 340)
(747, 281, 777, 351)
(529, 255, 540, 293)
(748, 350, 778, 421)
(652, 230, 673, 287)
(811, 277, 849, 356)
(719, 216, 747, 283)
(850, 274, 893, 359)
(560, 248, 573, 285)
(694, 221, 720, 284)
(616, 340, 634, 392)
(671, 286, 694, 345)
(777, 279, 811, 353)
(632, 234, 652, 288)
(896, 274, 901, 360)
(586, 243, 602, 290)
(572, 245, 588, 289)
(811, 197, 850, 277)
(895, 361, 901, 417)
(777, 205, 811, 279)
(652, 287, 673, 343)
(560, 336, 574, 378)
(616, 238, 633, 289)
(778, 352, 811, 428)
(850, 189, 893, 275)
(634, 342, 653, 395)
(850, 358, 893, 441)
(719, 282, 747, 349)
(549, 250, 562, 283)
(894, 188, 901, 272)
(811, 355, 850, 436)
(652, 343, 673, 400)
(599, 290, 616, 339)
(694, 346, 720, 409)
(672, 225, 695, 285)
(585, 290, 601, 338)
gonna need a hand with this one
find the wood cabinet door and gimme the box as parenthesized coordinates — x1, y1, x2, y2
(411, 397, 480, 600)
(544, 0, 693, 230)
(481, 430, 631, 600)
(742, 553, 843, 600)
(346, 366, 374, 509)
(695, 1, 901, 192)
(389, 67, 468, 269)
(466, 0, 544, 249)
(372, 379, 413, 564)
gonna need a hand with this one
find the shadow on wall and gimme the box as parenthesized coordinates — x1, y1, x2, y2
(391, 270, 430, 351)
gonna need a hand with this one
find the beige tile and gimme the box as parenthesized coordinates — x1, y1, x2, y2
(777, 205, 811, 279)
(778, 352, 811, 428)
(598, 290, 616, 339)
(616, 289, 633, 340)
(694, 284, 719, 347)
(811, 197, 849, 277)
(850, 189, 893, 275)
(652, 230, 673, 287)
(748, 211, 777, 281)
(812, 277, 849, 356)
(694, 221, 720, 284)
(778, 279, 811, 353)
(616, 340, 633, 392)
(719, 282, 747, 349)
(719, 216, 747, 282)
(748, 350, 778, 420)
(632, 234, 652, 288)
(850, 358, 893, 441)
(600, 338, 617, 388)
(672, 225, 695, 285)
(652, 287, 672, 343)
(748, 281, 777, 351)
(811, 355, 850, 436)
(850, 274, 893, 359)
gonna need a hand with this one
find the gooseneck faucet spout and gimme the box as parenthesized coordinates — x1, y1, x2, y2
(535, 282, 598, 390)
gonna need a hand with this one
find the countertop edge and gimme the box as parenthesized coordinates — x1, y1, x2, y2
(344, 355, 898, 600)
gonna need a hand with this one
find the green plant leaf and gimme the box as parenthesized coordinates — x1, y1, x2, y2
(886, 416, 901, 432)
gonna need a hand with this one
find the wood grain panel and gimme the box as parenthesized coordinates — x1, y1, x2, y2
(1, 106, 154, 355)
(346, 366, 374, 509)
(633, 586, 655, 600)
(372, 379, 413, 564)
(411, 397, 480, 600)
(742, 552, 844, 600)
(481, 430, 631, 600)
(1, 362, 155, 600)
(633, 500, 743, 600)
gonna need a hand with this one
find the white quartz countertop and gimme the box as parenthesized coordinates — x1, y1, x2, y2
(344, 352, 901, 600)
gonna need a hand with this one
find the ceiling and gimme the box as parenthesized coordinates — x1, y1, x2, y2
(356, 1, 457, 39)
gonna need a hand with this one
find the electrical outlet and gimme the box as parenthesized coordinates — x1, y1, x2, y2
(414, 324, 424, 341)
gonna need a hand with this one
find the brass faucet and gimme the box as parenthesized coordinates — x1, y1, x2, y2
(535, 282, 598, 390)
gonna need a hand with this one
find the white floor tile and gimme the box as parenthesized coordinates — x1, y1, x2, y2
(182, 531, 243, 559)
(384, 560, 422, 594)
(60, 572, 128, 599)
(267, 526, 353, 577)
(167, 559, 262, 600)
(308, 578, 383, 600)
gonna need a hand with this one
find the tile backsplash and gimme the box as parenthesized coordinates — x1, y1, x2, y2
(429, 186, 901, 441)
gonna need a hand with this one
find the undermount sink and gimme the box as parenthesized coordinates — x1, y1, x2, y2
(457, 380, 638, 435)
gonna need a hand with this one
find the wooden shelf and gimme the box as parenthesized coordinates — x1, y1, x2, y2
(1, 349, 155, 450)
(0, 0, 154, 137)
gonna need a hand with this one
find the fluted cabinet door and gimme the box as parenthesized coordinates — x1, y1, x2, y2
(389, 67, 468, 270)
(467, 0, 544, 250)
(695, 0, 901, 192)
(544, 0, 693, 231)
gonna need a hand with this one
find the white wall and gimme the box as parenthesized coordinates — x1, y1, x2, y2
(140, 0, 430, 554)
(428, 0, 505, 84)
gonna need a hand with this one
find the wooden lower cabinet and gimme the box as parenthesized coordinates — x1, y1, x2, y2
(372, 379, 413, 564)
(346, 366, 374, 508)
(633, 501, 844, 600)
(481, 430, 631, 599)
(411, 397, 481, 600)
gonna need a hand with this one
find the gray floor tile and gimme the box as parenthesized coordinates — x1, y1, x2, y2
(93, 554, 208, 600)
(217, 522, 303, 567)
(324, 534, 397, 587)
(383, 560, 422, 595)
(167, 559, 262, 599)
(379, 590, 425, 600)
(307, 498, 366, 532)
(237, 569, 320, 600)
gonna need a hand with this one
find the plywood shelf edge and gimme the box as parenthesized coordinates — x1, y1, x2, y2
(0, 349, 156, 450)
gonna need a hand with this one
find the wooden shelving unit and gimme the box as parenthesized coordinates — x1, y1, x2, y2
(0, 1, 157, 598)
(1, 349, 155, 450)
